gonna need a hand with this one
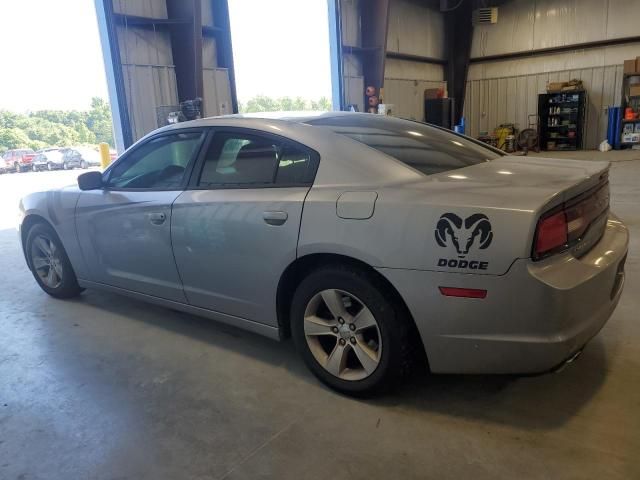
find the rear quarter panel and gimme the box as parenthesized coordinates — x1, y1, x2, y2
(298, 184, 533, 276)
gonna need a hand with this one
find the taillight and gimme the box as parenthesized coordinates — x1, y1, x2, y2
(533, 180, 609, 261)
(535, 210, 568, 257)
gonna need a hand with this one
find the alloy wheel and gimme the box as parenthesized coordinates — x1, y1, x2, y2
(30, 235, 63, 289)
(303, 289, 382, 381)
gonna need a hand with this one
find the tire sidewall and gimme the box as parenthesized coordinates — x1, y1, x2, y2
(26, 223, 81, 298)
(290, 266, 404, 396)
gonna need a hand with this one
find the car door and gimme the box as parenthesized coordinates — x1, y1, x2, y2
(75, 129, 206, 302)
(171, 128, 319, 325)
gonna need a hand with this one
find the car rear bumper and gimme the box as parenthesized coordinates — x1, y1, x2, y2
(378, 213, 628, 374)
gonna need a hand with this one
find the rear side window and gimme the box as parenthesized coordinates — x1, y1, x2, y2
(307, 115, 502, 176)
(197, 131, 318, 187)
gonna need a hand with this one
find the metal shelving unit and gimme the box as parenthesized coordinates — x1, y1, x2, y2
(619, 73, 640, 147)
(538, 91, 586, 151)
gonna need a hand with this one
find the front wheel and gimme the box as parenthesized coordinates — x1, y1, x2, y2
(47, 162, 54, 171)
(290, 265, 414, 396)
(80, 160, 88, 169)
(15, 163, 21, 173)
(26, 223, 82, 299)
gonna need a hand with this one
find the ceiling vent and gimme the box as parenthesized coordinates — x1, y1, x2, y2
(473, 7, 498, 25)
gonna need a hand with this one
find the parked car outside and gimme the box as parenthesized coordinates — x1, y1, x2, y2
(32, 148, 64, 171)
(0, 153, 8, 174)
(18, 113, 628, 396)
(2, 149, 36, 172)
(62, 147, 102, 169)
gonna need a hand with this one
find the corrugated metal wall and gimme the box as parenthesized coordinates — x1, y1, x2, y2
(464, 61, 627, 148)
(340, 0, 445, 118)
(384, 0, 445, 120)
(110, 0, 233, 142)
(113, 1, 179, 141)
(466, 0, 640, 148)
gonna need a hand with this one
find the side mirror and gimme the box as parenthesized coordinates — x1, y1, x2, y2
(78, 171, 103, 191)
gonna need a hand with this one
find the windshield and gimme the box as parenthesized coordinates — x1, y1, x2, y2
(307, 115, 502, 176)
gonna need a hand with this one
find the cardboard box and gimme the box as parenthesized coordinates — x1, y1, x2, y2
(547, 81, 567, 92)
(624, 59, 636, 74)
(630, 84, 640, 97)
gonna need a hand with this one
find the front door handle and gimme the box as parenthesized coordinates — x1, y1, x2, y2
(263, 211, 288, 226)
(149, 212, 166, 225)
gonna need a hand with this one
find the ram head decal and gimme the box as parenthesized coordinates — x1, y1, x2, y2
(435, 213, 493, 256)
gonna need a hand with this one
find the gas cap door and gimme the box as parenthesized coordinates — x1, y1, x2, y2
(336, 191, 378, 220)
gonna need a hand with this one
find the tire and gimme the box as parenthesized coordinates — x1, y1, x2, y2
(25, 222, 82, 299)
(290, 264, 414, 396)
(47, 162, 53, 171)
(63, 162, 68, 170)
(32, 164, 38, 172)
(15, 162, 21, 173)
(80, 160, 88, 169)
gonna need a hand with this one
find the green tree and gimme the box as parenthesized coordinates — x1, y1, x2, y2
(0, 98, 114, 151)
(239, 95, 332, 113)
(86, 97, 114, 146)
(0, 127, 31, 150)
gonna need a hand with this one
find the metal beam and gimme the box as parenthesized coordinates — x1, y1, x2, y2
(327, 0, 344, 111)
(386, 51, 447, 66)
(94, 0, 133, 151)
(359, 0, 391, 94)
(470, 36, 640, 64)
(112, 13, 190, 27)
(211, 0, 238, 113)
(167, 0, 203, 102)
(444, 0, 473, 126)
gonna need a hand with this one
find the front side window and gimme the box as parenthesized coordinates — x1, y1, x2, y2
(307, 115, 502, 176)
(197, 131, 316, 187)
(106, 131, 203, 189)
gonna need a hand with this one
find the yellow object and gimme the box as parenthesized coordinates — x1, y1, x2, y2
(99, 143, 111, 169)
(494, 126, 513, 151)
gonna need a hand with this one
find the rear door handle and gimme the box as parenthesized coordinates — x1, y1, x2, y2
(149, 212, 166, 225)
(263, 211, 288, 226)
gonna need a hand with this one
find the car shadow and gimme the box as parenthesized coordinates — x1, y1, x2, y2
(372, 338, 609, 430)
(73, 287, 610, 431)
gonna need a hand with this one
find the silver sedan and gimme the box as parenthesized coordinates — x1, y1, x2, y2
(18, 112, 628, 395)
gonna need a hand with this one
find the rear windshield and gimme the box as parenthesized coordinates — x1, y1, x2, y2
(307, 115, 502, 176)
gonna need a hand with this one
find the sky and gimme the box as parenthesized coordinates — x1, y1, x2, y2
(0, 0, 332, 113)
(227, 0, 332, 103)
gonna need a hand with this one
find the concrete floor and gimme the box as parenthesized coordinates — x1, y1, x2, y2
(1, 153, 639, 479)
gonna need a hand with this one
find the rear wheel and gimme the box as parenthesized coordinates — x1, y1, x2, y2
(32, 164, 38, 172)
(26, 223, 82, 299)
(290, 265, 413, 396)
(47, 162, 54, 171)
(15, 162, 21, 173)
(80, 160, 88, 169)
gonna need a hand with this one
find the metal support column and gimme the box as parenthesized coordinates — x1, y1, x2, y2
(444, 0, 473, 126)
(94, 0, 133, 152)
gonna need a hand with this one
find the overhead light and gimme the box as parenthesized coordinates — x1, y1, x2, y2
(448, 174, 467, 180)
(407, 130, 423, 137)
(451, 140, 464, 147)
(497, 170, 513, 175)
